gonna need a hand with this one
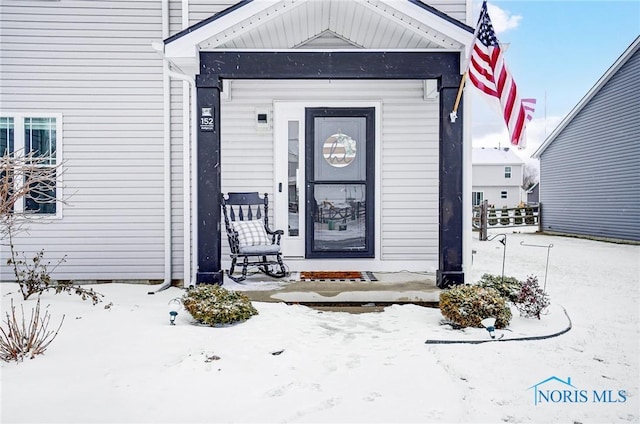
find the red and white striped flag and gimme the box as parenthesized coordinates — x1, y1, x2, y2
(468, 1, 535, 148)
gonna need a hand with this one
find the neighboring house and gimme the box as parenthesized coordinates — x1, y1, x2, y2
(533, 36, 640, 242)
(472, 147, 524, 208)
(526, 182, 539, 205)
(0, 0, 475, 288)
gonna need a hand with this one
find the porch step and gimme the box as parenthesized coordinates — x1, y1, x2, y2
(234, 271, 442, 306)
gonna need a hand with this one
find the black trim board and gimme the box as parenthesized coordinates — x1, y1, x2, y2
(199, 51, 462, 87)
(195, 51, 465, 287)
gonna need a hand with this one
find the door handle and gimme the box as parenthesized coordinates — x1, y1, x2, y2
(278, 182, 282, 193)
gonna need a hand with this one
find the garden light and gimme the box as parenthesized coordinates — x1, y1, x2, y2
(481, 317, 496, 339)
(168, 298, 181, 325)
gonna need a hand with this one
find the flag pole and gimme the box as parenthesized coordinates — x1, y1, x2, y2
(449, 1, 486, 123)
(449, 72, 467, 123)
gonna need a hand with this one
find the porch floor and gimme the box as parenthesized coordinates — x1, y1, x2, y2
(225, 271, 442, 307)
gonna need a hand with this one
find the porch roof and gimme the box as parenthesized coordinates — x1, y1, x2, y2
(163, 0, 474, 75)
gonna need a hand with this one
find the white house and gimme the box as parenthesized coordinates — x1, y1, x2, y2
(0, 0, 475, 288)
(472, 147, 524, 208)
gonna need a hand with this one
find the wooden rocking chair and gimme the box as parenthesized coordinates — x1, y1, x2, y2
(221, 192, 288, 282)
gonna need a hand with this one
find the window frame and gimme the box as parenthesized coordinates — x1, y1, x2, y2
(472, 191, 484, 206)
(0, 112, 63, 219)
(504, 166, 512, 179)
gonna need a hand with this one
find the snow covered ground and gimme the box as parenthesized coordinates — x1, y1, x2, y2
(1, 229, 638, 423)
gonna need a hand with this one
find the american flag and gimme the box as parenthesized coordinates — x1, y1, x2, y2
(468, 1, 535, 148)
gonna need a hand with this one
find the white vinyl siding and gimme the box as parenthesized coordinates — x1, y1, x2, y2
(472, 162, 523, 208)
(188, 1, 237, 25)
(428, 1, 468, 22)
(0, 1, 166, 281)
(220, 79, 439, 266)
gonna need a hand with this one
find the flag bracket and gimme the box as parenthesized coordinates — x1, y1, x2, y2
(449, 72, 467, 123)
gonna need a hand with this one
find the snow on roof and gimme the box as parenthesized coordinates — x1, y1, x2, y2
(472, 147, 524, 165)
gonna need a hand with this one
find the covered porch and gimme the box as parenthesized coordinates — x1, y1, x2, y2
(161, 0, 474, 288)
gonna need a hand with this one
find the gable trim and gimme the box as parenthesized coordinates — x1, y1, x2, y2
(164, 0, 473, 58)
(165, 0, 253, 44)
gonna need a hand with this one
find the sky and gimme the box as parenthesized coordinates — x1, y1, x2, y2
(469, 0, 640, 160)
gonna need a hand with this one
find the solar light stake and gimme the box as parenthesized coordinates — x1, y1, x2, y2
(481, 317, 496, 339)
(168, 298, 181, 325)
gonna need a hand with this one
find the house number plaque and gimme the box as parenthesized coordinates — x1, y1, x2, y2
(199, 107, 215, 132)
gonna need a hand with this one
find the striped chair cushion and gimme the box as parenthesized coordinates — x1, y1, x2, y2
(231, 220, 270, 247)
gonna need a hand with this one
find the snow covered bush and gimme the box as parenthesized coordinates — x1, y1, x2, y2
(488, 207, 498, 226)
(524, 206, 536, 225)
(182, 285, 258, 326)
(499, 206, 510, 225)
(515, 275, 550, 319)
(0, 298, 64, 363)
(477, 273, 522, 304)
(439, 285, 511, 329)
(514, 207, 523, 224)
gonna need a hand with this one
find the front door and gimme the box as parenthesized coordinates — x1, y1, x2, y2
(305, 107, 375, 258)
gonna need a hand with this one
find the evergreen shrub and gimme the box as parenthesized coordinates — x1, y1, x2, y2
(439, 285, 511, 329)
(182, 285, 258, 326)
(477, 273, 522, 304)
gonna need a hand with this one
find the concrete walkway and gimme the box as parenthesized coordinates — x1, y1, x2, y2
(234, 271, 442, 306)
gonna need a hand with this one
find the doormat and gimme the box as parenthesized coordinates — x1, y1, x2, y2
(298, 271, 378, 282)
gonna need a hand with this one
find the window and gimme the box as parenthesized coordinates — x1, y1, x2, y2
(504, 166, 512, 178)
(472, 191, 484, 206)
(0, 114, 62, 216)
(501, 191, 508, 199)
(0, 117, 14, 155)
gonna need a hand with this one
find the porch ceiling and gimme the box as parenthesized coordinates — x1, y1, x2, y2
(199, 0, 467, 51)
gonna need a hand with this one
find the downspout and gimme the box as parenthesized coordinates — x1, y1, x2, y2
(182, 0, 198, 287)
(183, 0, 199, 288)
(165, 68, 197, 288)
(150, 0, 172, 294)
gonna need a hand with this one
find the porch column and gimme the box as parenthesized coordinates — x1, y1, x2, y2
(195, 75, 223, 284)
(437, 77, 465, 288)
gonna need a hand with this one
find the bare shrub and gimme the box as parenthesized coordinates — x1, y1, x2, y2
(0, 298, 65, 362)
(1, 150, 102, 304)
(7, 249, 102, 304)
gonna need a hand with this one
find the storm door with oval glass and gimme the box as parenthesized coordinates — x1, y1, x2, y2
(305, 108, 375, 258)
